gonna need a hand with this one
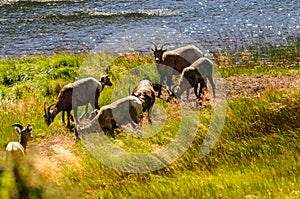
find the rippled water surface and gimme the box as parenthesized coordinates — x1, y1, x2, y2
(0, 0, 299, 57)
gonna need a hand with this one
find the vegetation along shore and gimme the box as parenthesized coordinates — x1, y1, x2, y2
(0, 45, 299, 198)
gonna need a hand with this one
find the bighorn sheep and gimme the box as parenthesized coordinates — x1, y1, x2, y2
(79, 96, 143, 134)
(151, 42, 204, 97)
(131, 80, 155, 124)
(44, 75, 112, 137)
(6, 123, 33, 159)
(174, 57, 216, 99)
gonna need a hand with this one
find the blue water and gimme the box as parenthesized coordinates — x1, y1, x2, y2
(0, 0, 299, 57)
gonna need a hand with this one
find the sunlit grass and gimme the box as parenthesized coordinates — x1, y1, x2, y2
(0, 51, 299, 198)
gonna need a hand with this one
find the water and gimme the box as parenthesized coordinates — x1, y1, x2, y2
(0, 0, 299, 57)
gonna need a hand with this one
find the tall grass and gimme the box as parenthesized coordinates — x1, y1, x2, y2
(0, 52, 299, 198)
(213, 40, 300, 77)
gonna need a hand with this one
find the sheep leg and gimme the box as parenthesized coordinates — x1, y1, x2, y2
(62, 111, 66, 125)
(73, 106, 79, 125)
(148, 106, 153, 125)
(73, 108, 80, 140)
(79, 104, 88, 120)
(199, 83, 204, 98)
(157, 76, 164, 98)
(94, 92, 100, 109)
(108, 120, 117, 138)
(208, 76, 216, 98)
(111, 120, 117, 130)
(166, 75, 173, 96)
(130, 121, 137, 129)
(70, 113, 74, 122)
(67, 111, 71, 128)
(186, 88, 190, 100)
(199, 78, 207, 98)
(194, 85, 199, 99)
(74, 128, 80, 140)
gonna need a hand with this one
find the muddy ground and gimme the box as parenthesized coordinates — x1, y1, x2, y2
(223, 73, 300, 99)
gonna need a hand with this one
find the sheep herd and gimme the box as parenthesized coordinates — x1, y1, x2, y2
(5, 43, 216, 159)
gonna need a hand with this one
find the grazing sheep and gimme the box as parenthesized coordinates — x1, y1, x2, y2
(131, 80, 155, 124)
(79, 96, 143, 134)
(175, 57, 216, 99)
(6, 124, 33, 160)
(44, 75, 112, 138)
(151, 42, 204, 97)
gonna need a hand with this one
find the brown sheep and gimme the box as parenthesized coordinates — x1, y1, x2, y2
(131, 80, 156, 124)
(151, 42, 204, 97)
(175, 57, 216, 99)
(44, 75, 112, 138)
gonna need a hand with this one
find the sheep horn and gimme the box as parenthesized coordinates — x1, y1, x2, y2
(160, 42, 170, 50)
(47, 103, 56, 112)
(150, 41, 157, 50)
(12, 123, 24, 130)
(44, 101, 48, 117)
(128, 86, 131, 96)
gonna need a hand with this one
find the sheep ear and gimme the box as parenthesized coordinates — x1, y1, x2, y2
(100, 76, 104, 82)
(27, 124, 33, 132)
(50, 107, 58, 115)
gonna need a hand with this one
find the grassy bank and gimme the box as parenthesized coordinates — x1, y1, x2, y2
(0, 51, 299, 198)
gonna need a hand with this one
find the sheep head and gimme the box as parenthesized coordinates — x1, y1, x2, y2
(100, 75, 113, 86)
(174, 68, 197, 98)
(12, 123, 33, 147)
(44, 101, 57, 126)
(151, 42, 170, 63)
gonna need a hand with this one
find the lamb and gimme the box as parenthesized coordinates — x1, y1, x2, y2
(174, 57, 216, 99)
(44, 75, 112, 138)
(130, 80, 156, 124)
(6, 123, 33, 160)
(79, 96, 143, 134)
(151, 42, 204, 97)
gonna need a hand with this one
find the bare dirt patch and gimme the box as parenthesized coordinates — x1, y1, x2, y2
(160, 73, 300, 107)
(223, 73, 300, 99)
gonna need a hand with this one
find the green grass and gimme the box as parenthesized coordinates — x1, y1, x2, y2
(213, 42, 299, 77)
(0, 51, 299, 198)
